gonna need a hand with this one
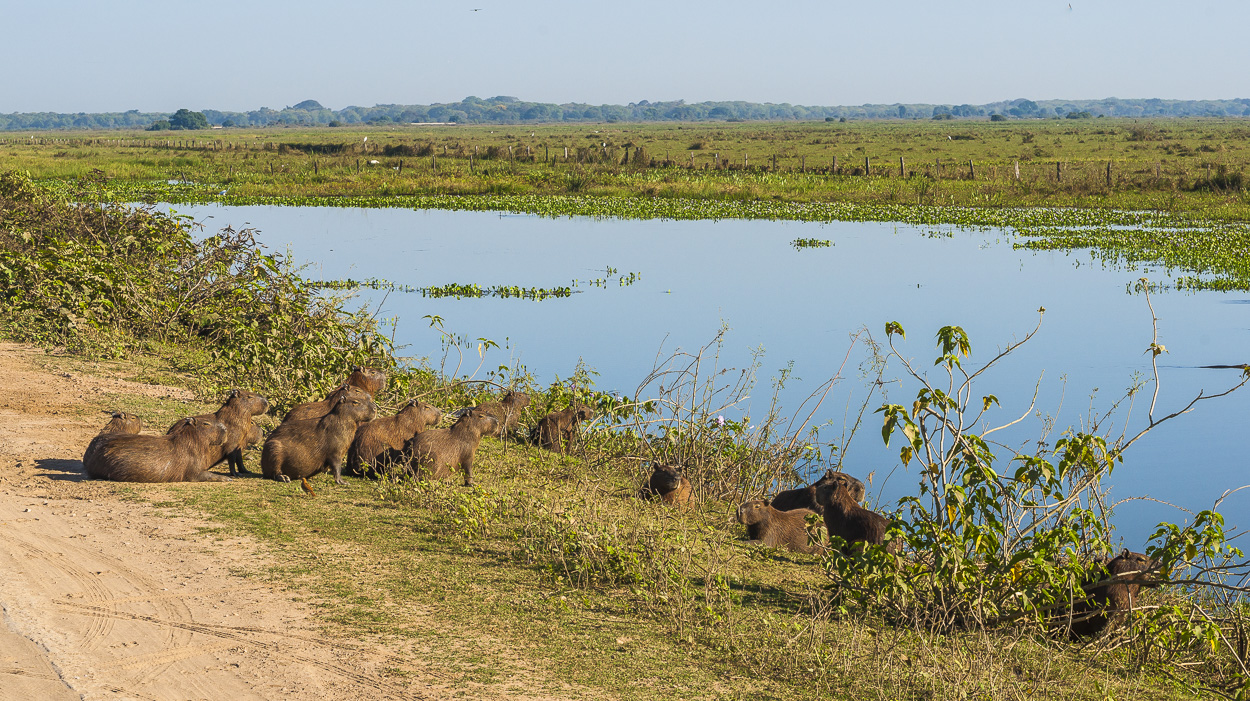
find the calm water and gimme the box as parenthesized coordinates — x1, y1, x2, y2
(173, 203, 1250, 545)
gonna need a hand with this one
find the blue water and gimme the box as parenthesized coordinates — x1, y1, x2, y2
(171, 203, 1250, 547)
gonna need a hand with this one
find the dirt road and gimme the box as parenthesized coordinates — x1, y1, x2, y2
(0, 343, 439, 700)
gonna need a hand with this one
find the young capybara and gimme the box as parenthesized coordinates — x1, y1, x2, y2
(82, 411, 144, 467)
(346, 399, 441, 475)
(474, 391, 530, 438)
(281, 366, 387, 424)
(167, 389, 268, 476)
(401, 407, 498, 486)
(639, 463, 693, 505)
(736, 500, 824, 554)
(814, 473, 900, 553)
(771, 469, 866, 515)
(85, 417, 229, 483)
(1067, 549, 1160, 637)
(533, 404, 595, 454)
(262, 386, 377, 484)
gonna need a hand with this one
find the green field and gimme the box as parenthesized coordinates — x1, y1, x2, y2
(5, 118, 1249, 218)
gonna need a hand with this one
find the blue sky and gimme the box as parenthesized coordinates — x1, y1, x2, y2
(4, 0, 1245, 113)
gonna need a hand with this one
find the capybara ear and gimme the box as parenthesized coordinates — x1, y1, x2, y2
(230, 389, 240, 397)
(1121, 548, 1130, 558)
(352, 365, 363, 372)
(112, 410, 125, 418)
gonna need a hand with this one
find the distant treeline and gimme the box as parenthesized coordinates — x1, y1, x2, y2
(4, 96, 1250, 131)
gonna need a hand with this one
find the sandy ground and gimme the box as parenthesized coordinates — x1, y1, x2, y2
(0, 342, 515, 700)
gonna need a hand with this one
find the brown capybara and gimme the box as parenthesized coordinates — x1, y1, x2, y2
(736, 500, 824, 554)
(772, 469, 866, 515)
(814, 473, 900, 554)
(474, 391, 531, 438)
(168, 389, 268, 476)
(401, 407, 498, 486)
(281, 366, 387, 424)
(346, 399, 441, 475)
(1067, 549, 1161, 637)
(639, 463, 692, 505)
(262, 386, 377, 484)
(85, 417, 229, 483)
(533, 404, 595, 454)
(83, 411, 144, 468)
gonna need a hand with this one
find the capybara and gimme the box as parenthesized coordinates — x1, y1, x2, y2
(1068, 549, 1160, 637)
(533, 404, 595, 453)
(401, 407, 497, 486)
(736, 500, 824, 554)
(346, 399, 441, 475)
(262, 386, 377, 484)
(281, 366, 387, 424)
(639, 463, 692, 505)
(100, 411, 142, 435)
(474, 391, 530, 438)
(83, 411, 144, 467)
(168, 389, 268, 476)
(85, 417, 229, 483)
(814, 473, 900, 553)
(772, 469, 865, 514)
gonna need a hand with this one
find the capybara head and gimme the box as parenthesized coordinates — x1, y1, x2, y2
(456, 407, 499, 435)
(101, 411, 142, 435)
(226, 388, 269, 415)
(399, 399, 442, 427)
(813, 473, 859, 509)
(574, 404, 595, 422)
(814, 470, 865, 503)
(736, 499, 772, 526)
(169, 417, 229, 447)
(502, 391, 531, 409)
(649, 463, 685, 493)
(1105, 549, 1160, 585)
(347, 366, 387, 396)
(331, 385, 378, 423)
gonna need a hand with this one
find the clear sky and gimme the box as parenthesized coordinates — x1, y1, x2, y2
(4, 0, 1246, 113)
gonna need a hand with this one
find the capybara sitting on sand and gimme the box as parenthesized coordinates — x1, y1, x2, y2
(85, 417, 228, 483)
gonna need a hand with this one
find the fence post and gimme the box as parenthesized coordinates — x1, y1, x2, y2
(1056, 162, 1062, 182)
(968, 160, 975, 179)
(864, 156, 869, 176)
(1106, 161, 1112, 187)
(1014, 160, 1020, 180)
(899, 156, 905, 177)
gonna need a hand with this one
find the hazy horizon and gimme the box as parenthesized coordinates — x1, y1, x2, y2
(5, 1, 1245, 114)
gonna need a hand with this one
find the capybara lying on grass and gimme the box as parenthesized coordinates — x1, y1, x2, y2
(282, 366, 387, 423)
(347, 399, 441, 475)
(168, 389, 268, 476)
(85, 417, 228, 483)
(814, 473, 900, 553)
(262, 385, 377, 484)
(533, 404, 595, 453)
(401, 407, 497, 487)
(639, 463, 692, 505)
(737, 500, 824, 554)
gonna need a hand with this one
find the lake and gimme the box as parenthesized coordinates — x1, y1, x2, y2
(170, 203, 1250, 546)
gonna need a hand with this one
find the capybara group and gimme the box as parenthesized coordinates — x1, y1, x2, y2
(168, 389, 268, 476)
(262, 385, 377, 484)
(640, 463, 692, 505)
(399, 407, 497, 486)
(346, 399, 441, 475)
(814, 473, 900, 553)
(85, 417, 229, 482)
(771, 469, 866, 515)
(474, 391, 530, 438)
(282, 367, 387, 424)
(533, 404, 594, 453)
(1067, 549, 1160, 637)
(736, 500, 824, 554)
